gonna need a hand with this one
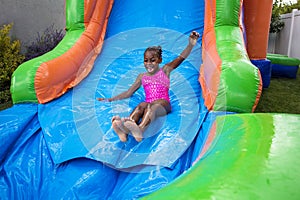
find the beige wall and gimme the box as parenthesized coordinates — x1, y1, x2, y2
(0, 0, 65, 52)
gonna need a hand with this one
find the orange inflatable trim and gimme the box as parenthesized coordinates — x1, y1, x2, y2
(199, 0, 222, 110)
(35, 0, 114, 103)
(243, 0, 273, 60)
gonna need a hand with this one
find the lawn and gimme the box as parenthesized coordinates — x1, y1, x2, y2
(1, 69, 299, 114)
(255, 69, 300, 114)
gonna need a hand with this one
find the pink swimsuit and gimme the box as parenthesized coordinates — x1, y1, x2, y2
(142, 68, 170, 103)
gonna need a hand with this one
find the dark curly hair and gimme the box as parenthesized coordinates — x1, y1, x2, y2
(144, 46, 162, 59)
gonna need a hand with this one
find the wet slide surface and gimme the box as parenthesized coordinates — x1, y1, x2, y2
(1, 0, 211, 199)
(39, 29, 206, 170)
(38, 0, 206, 170)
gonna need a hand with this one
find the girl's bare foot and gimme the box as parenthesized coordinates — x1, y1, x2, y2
(111, 116, 128, 142)
(112, 116, 130, 133)
(123, 119, 143, 142)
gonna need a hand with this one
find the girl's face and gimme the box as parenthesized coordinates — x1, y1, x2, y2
(144, 50, 162, 74)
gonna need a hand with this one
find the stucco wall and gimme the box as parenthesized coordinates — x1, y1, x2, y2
(0, 0, 65, 52)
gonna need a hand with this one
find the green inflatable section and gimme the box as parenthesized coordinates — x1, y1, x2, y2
(267, 53, 300, 66)
(144, 113, 300, 199)
(10, 0, 85, 104)
(213, 0, 261, 113)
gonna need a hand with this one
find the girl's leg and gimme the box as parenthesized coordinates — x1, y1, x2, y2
(112, 102, 148, 142)
(124, 100, 171, 142)
(139, 100, 171, 132)
(112, 116, 128, 142)
(127, 102, 148, 124)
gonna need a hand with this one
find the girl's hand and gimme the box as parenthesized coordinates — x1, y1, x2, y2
(189, 31, 200, 46)
(97, 97, 110, 102)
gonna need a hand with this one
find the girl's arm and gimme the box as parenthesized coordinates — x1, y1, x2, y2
(97, 74, 143, 102)
(163, 31, 200, 75)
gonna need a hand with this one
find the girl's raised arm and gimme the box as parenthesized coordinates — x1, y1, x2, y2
(163, 31, 199, 75)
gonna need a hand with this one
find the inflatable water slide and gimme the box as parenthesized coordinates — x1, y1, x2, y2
(1, 0, 300, 199)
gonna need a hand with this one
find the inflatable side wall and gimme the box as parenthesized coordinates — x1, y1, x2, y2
(243, 0, 273, 60)
(243, 0, 274, 88)
(144, 113, 300, 199)
(10, 0, 113, 104)
(199, 0, 262, 113)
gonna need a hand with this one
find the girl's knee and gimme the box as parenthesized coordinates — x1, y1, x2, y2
(137, 102, 148, 110)
(132, 102, 148, 115)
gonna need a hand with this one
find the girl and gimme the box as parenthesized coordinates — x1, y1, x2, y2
(98, 31, 200, 142)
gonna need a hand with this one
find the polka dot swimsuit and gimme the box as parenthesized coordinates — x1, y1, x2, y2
(142, 68, 170, 103)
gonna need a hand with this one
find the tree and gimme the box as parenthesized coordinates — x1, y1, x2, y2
(280, 0, 300, 14)
(270, 0, 300, 33)
(270, 0, 285, 33)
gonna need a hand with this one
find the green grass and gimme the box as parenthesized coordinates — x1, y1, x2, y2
(0, 70, 299, 114)
(255, 69, 300, 114)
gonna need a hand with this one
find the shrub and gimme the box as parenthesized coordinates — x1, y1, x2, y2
(270, 0, 285, 33)
(0, 23, 25, 104)
(24, 24, 65, 61)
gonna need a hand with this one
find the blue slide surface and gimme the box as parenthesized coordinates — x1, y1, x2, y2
(0, 0, 223, 199)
